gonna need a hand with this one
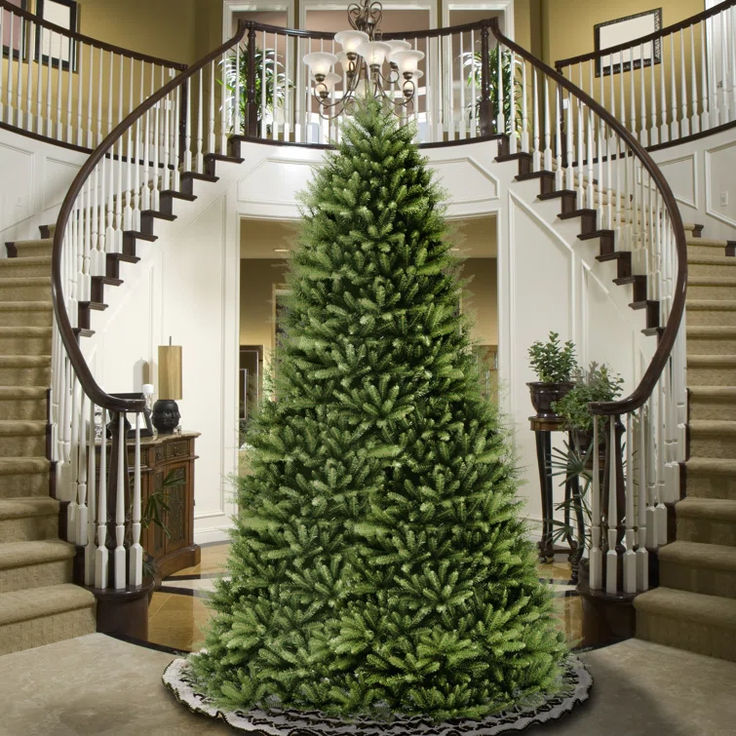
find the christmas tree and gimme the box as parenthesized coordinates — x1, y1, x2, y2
(191, 100, 567, 721)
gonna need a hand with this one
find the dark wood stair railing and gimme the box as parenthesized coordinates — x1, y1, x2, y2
(555, 0, 736, 150)
(488, 18, 687, 634)
(48, 20, 249, 633)
(0, 0, 186, 152)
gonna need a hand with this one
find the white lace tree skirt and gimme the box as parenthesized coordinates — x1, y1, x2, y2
(163, 654, 592, 735)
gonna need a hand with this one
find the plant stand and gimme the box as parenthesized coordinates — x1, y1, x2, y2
(529, 415, 585, 581)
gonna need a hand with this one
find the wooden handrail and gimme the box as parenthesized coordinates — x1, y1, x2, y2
(489, 18, 687, 417)
(555, 0, 736, 71)
(244, 16, 500, 41)
(51, 21, 248, 414)
(0, 0, 187, 69)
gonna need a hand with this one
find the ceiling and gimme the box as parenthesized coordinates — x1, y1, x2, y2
(240, 214, 497, 259)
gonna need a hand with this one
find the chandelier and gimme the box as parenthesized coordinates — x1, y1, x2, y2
(303, 0, 424, 119)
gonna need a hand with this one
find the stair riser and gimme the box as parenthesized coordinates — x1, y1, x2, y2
(0, 310, 51, 328)
(687, 309, 736, 326)
(689, 399, 736, 421)
(0, 283, 49, 301)
(688, 262, 736, 278)
(687, 337, 736, 353)
(0, 558, 72, 594)
(677, 516, 736, 546)
(0, 334, 51, 355)
(0, 365, 50, 386)
(660, 560, 736, 598)
(0, 397, 47, 421)
(0, 263, 49, 278)
(0, 606, 96, 656)
(12, 244, 52, 258)
(687, 366, 736, 385)
(636, 609, 736, 661)
(0, 513, 58, 542)
(0, 471, 50, 498)
(0, 433, 47, 457)
(686, 244, 729, 258)
(688, 284, 736, 299)
(689, 433, 736, 458)
(685, 473, 736, 500)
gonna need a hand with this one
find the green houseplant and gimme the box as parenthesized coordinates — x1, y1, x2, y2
(527, 331, 577, 417)
(552, 362, 624, 450)
(219, 43, 291, 136)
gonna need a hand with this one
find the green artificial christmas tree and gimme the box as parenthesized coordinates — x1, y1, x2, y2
(190, 100, 567, 722)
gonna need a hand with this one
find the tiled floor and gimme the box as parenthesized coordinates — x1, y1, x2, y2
(148, 543, 583, 653)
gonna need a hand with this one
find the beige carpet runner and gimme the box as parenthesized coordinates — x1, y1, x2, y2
(0, 226, 95, 655)
(635, 224, 736, 661)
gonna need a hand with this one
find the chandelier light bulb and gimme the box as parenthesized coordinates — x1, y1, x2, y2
(385, 39, 411, 66)
(358, 40, 391, 67)
(334, 29, 369, 55)
(390, 49, 424, 78)
(303, 51, 338, 80)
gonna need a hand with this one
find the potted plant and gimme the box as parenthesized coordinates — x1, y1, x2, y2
(552, 362, 624, 454)
(527, 330, 577, 417)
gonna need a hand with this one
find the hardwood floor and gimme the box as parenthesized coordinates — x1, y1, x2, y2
(147, 543, 584, 653)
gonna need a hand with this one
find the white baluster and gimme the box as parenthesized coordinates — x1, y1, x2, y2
(497, 41, 505, 135)
(542, 76, 551, 170)
(565, 89, 573, 191)
(24, 22, 33, 131)
(85, 399, 97, 585)
(184, 77, 193, 173)
(0, 9, 5, 122)
(637, 408, 649, 591)
(688, 24, 699, 135)
(114, 412, 126, 590)
(554, 83, 562, 189)
(669, 33, 678, 139)
(532, 68, 540, 170)
(95, 407, 108, 589)
(655, 379, 667, 546)
(720, 9, 730, 124)
(7, 8, 14, 126)
(66, 376, 79, 543)
(469, 30, 477, 138)
(208, 59, 215, 153)
(197, 68, 204, 171)
(699, 19, 710, 132)
(606, 415, 619, 595)
(86, 45, 93, 147)
(628, 46, 635, 137)
(590, 417, 602, 590)
(520, 59, 528, 153)
(173, 85, 181, 192)
(55, 38, 62, 139)
(129, 413, 143, 587)
(677, 30, 689, 138)
(76, 390, 88, 546)
(458, 31, 466, 140)
(624, 413, 637, 593)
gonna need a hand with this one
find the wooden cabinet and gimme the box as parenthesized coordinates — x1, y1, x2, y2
(136, 432, 201, 579)
(97, 431, 201, 580)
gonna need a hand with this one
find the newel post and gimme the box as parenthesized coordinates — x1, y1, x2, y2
(479, 21, 493, 137)
(246, 22, 258, 137)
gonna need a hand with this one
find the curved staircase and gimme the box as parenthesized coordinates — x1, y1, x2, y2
(635, 225, 736, 661)
(0, 227, 95, 655)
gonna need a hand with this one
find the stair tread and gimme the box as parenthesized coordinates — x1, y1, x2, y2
(0, 302, 52, 311)
(0, 497, 58, 520)
(689, 386, 736, 398)
(0, 327, 52, 336)
(688, 325, 736, 336)
(8, 239, 51, 248)
(685, 457, 736, 475)
(688, 300, 736, 309)
(0, 420, 47, 435)
(0, 458, 49, 477)
(688, 255, 736, 266)
(676, 496, 736, 521)
(0, 256, 50, 266)
(0, 276, 50, 285)
(689, 419, 736, 432)
(0, 355, 50, 366)
(688, 354, 736, 365)
(659, 540, 736, 571)
(0, 386, 47, 398)
(687, 238, 731, 248)
(635, 587, 736, 627)
(0, 539, 72, 571)
(0, 583, 95, 626)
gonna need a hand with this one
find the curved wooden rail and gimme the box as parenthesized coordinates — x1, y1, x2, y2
(555, 0, 736, 71)
(489, 18, 687, 417)
(0, 0, 187, 69)
(51, 22, 248, 413)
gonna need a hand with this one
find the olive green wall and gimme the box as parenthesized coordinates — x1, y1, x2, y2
(539, 0, 703, 66)
(75, 0, 222, 65)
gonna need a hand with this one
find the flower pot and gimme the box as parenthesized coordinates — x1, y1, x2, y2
(527, 381, 573, 418)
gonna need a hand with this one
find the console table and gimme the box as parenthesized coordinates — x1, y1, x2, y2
(530, 416, 584, 582)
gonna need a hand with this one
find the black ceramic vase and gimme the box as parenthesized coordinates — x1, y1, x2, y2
(152, 399, 180, 434)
